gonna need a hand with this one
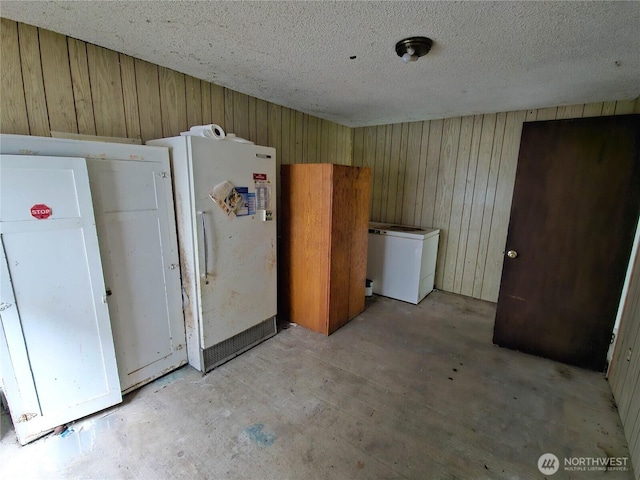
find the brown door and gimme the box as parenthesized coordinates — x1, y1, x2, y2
(493, 115, 640, 371)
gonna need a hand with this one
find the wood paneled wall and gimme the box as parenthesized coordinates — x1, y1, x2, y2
(0, 19, 351, 168)
(353, 99, 640, 302)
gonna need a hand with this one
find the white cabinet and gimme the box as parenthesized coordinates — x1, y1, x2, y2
(0, 135, 187, 443)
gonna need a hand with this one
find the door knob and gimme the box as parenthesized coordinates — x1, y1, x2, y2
(507, 250, 518, 259)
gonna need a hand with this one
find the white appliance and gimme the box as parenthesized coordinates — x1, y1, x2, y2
(148, 136, 277, 372)
(367, 222, 440, 304)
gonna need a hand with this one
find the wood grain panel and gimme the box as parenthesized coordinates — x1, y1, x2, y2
(119, 54, 141, 139)
(224, 87, 234, 133)
(233, 90, 249, 139)
(200, 82, 212, 125)
(185, 75, 203, 128)
(394, 123, 409, 222)
(248, 95, 257, 143)
(281, 107, 291, 165)
(134, 59, 163, 141)
(256, 98, 269, 147)
(0, 19, 29, 134)
(421, 120, 443, 227)
(39, 29, 77, 134)
(210, 84, 225, 129)
(295, 110, 304, 163)
(158, 67, 187, 137)
(433, 117, 462, 288)
(18, 23, 49, 136)
(385, 123, 403, 222)
(400, 122, 423, 225)
(443, 115, 474, 292)
(68, 38, 96, 135)
(87, 44, 126, 137)
(453, 115, 483, 294)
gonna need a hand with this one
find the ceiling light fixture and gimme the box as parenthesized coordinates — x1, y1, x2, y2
(396, 36, 433, 63)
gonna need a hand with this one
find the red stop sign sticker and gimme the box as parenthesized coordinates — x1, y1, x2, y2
(30, 204, 52, 220)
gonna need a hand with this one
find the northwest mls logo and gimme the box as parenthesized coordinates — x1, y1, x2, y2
(538, 453, 629, 475)
(538, 453, 560, 475)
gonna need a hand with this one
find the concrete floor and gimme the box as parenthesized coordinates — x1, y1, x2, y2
(0, 291, 634, 479)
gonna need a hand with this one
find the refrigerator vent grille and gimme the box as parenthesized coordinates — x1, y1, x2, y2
(203, 317, 276, 372)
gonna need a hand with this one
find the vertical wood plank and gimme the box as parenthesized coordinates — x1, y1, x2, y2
(433, 117, 462, 289)
(289, 109, 296, 164)
(461, 114, 496, 296)
(224, 88, 234, 133)
(87, 44, 126, 137)
(614, 99, 637, 115)
(582, 102, 604, 118)
(248, 95, 257, 143)
(68, 38, 96, 135)
(385, 123, 403, 223)
(472, 112, 506, 298)
(18, 23, 50, 136)
(420, 119, 443, 228)
(134, 59, 163, 141)
(602, 101, 617, 116)
(400, 123, 423, 225)
(233, 90, 249, 139)
(211, 83, 225, 129)
(158, 66, 187, 138)
(256, 98, 269, 146)
(379, 125, 393, 222)
(327, 120, 338, 163)
(454, 115, 483, 293)
(0, 19, 29, 134)
(352, 127, 364, 167)
(480, 110, 526, 301)
(295, 110, 304, 163)
(524, 109, 537, 122)
(536, 107, 558, 121)
(413, 121, 430, 225)
(443, 115, 474, 292)
(185, 75, 203, 128)
(267, 102, 282, 154)
(201, 82, 212, 125)
(119, 54, 141, 139)
(556, 103, 584, 119)
(393, 123, 410, 223)
(371, 125, 386, 221)
(307, 115, 318, 163)
(363, 127, 377, 216)
(281, 107, 291, 165)
(40, 29, 78, 134)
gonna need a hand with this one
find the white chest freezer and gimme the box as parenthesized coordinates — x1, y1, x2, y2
(367, 223, 440, 304)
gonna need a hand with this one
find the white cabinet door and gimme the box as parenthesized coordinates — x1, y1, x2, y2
(0, 134, 187, 393)
(0, 154, 121, 445)
(87, 159, 186, 392)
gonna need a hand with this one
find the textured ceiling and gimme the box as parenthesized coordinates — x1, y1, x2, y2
(2, 1, 639, 127)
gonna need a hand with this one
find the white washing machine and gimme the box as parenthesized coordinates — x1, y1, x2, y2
(367, 222, 440, 304)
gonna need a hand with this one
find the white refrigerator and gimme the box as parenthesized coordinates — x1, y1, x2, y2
(148, 136, 277, 372)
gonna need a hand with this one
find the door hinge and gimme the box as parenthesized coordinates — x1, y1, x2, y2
(0, 302, 13, 312)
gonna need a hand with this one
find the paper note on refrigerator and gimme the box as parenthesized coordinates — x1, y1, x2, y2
(209, 181, 243, 217)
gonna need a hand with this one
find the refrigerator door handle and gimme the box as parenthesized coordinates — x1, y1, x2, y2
(198, 211, 209, 282)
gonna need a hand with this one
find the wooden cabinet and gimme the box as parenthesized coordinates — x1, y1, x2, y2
(280, 164, 371, 335)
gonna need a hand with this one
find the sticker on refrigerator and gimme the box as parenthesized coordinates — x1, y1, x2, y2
(235, 187, 250, 216)
(253, 173, 271, 210)
(209, 181, 243, 217)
